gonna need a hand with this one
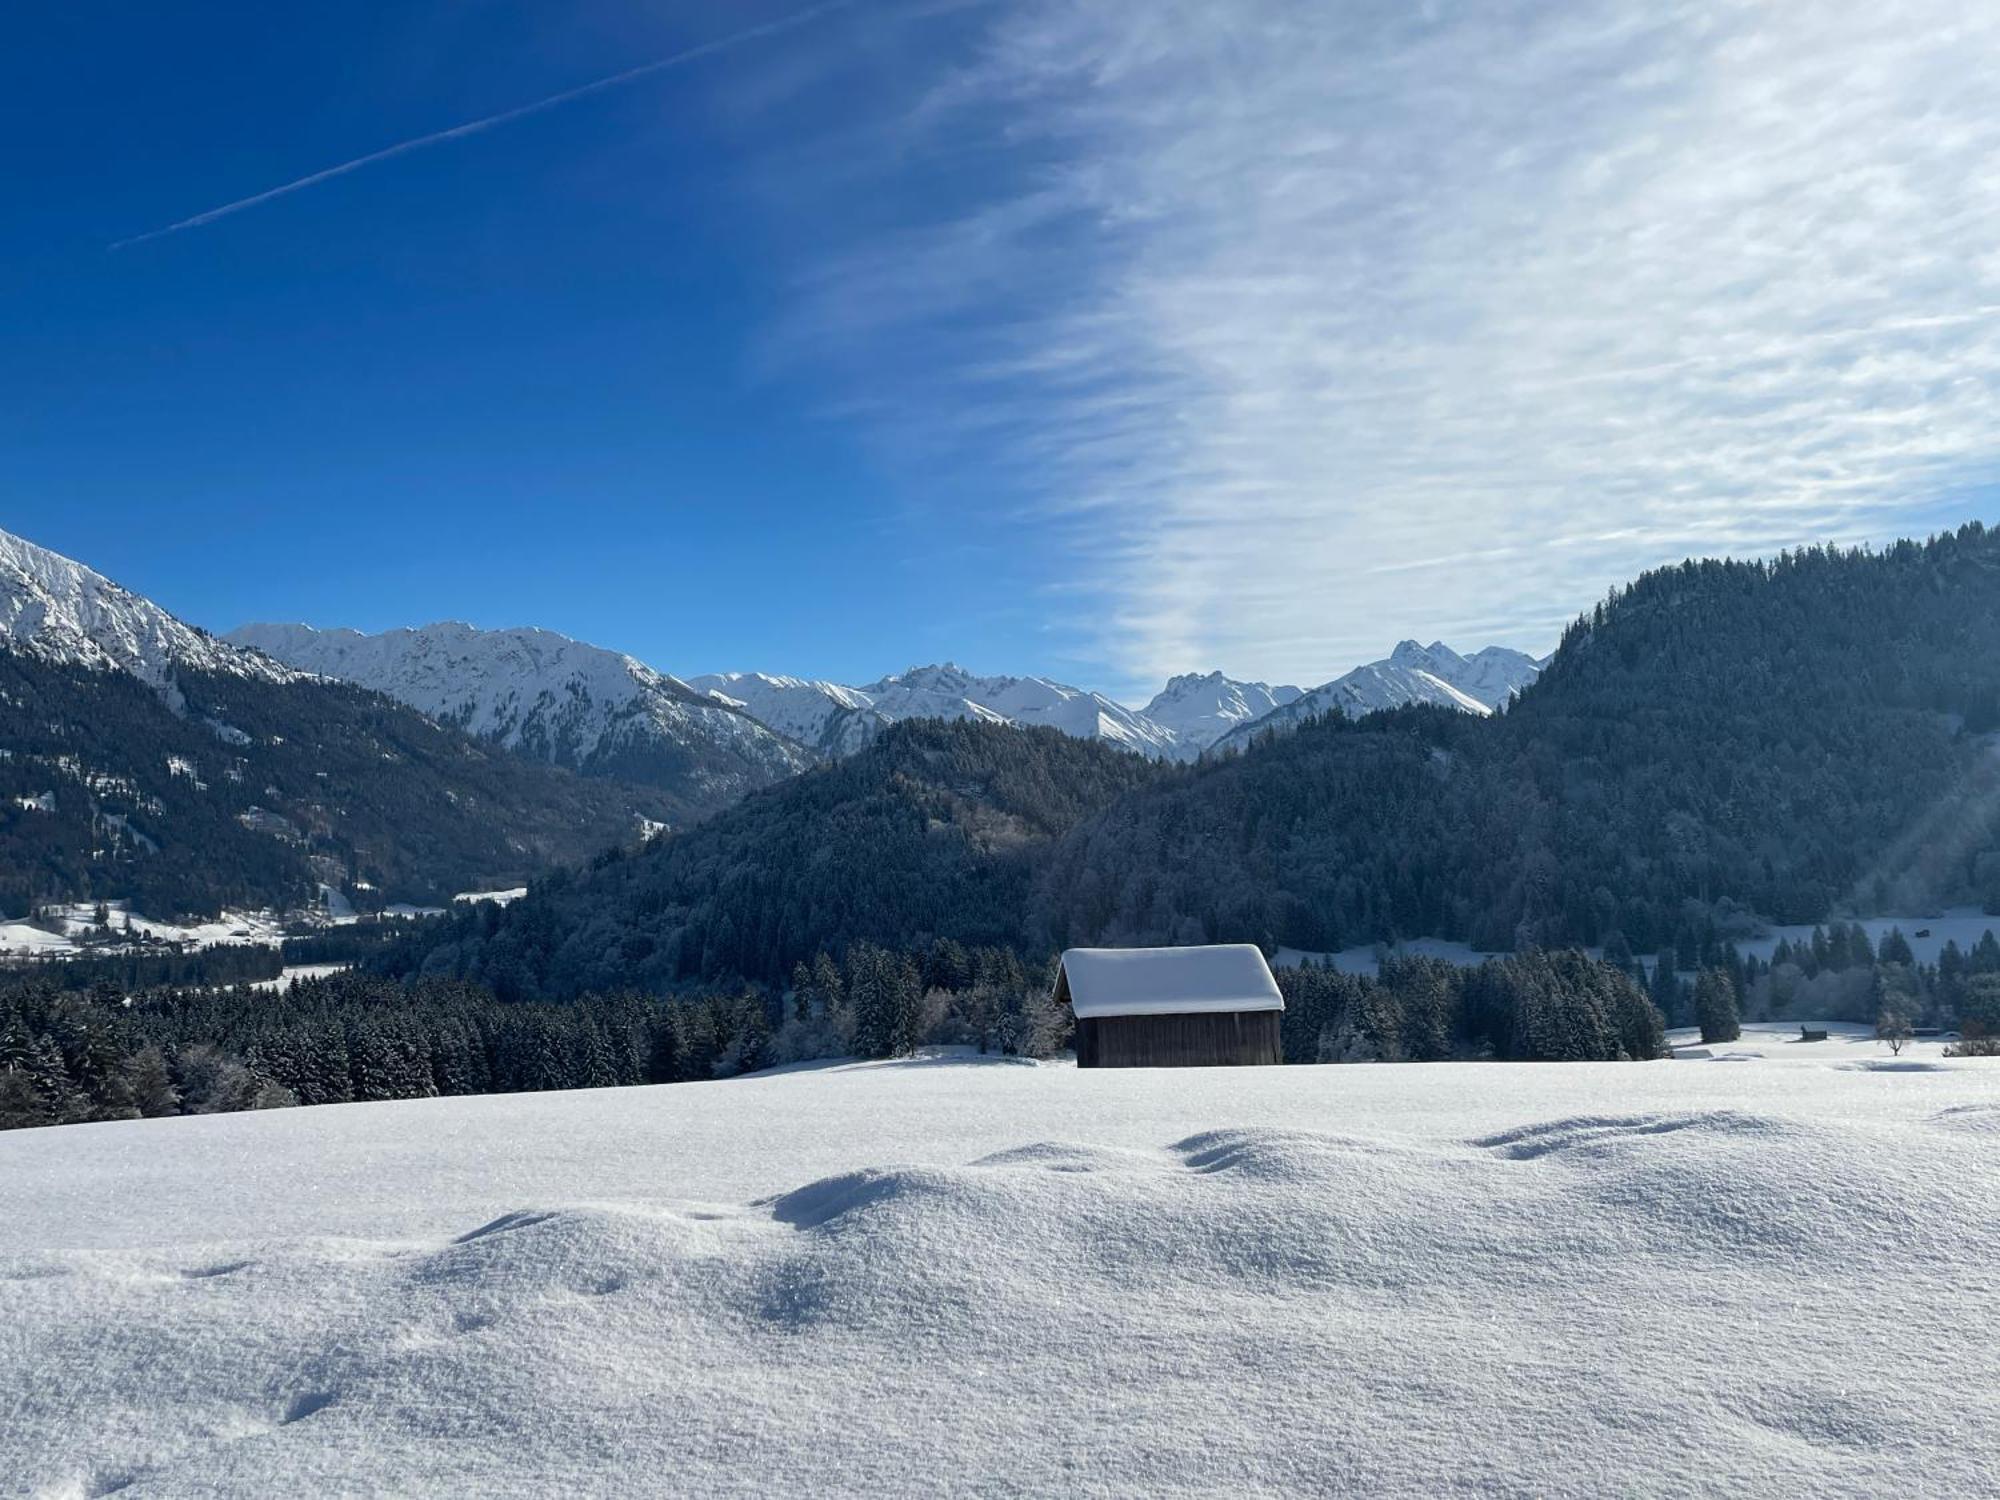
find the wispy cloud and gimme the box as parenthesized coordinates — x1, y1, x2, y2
(110, 0, 853, 250)
(769, 0, 2000, 689)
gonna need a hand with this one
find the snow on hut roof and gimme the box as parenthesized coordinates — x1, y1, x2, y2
(1055, 945, 1285, 1020)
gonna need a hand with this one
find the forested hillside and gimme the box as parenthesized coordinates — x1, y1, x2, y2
(387, 719, 1164, 995)
(396, 526, 2000, 992)
(0, 654, 677, 918)
(1038, 527, 2000, 957)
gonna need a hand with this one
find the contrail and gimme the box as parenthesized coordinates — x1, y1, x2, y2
(111, 0, 852, 250)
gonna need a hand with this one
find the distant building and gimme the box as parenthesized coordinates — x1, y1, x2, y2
(1055, 944, 1285, 1069)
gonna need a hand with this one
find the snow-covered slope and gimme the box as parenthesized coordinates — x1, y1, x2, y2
(0, 528, 291, 694)
(1211, 641, 1543, 753)
(1141, 671, 1303, 754)
(690, 672, 889, 759)
(5, 1052, 1998, 1497)
(1212, 661, 1489, 750)
(879, 664, 1181, 757)
(696, 663, 1185, 760)
(1385, 639, 1543, 709)
(230, 623, 812, 808)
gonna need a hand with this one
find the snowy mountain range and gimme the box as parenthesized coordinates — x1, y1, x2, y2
(227, 623, 812, 806)
(0, 529, 291, 700)
(692, 665, 1185, 761)
(2, 516, 1534, 791)
(1210, 640, 1543, 754)
(702, 645, 1537, 765)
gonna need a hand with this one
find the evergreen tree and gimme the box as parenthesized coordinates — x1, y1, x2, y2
(1649, 955, 1682, 1025)
(123, 1046, 179, 1117)
(1383, 957, 1458, 1062)
(0, 1068, 45, 1130)
(789, 962, 813, 1025)
(1693, 967, 1741, 1044)
(1850, 924, 1876, 968)
(811, 952, 845, 1021)
(1957, 974, 2000, 1038)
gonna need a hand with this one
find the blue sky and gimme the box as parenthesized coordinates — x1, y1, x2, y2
(6, 1, 2000, 701)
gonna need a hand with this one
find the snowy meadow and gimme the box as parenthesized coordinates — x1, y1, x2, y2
(4, 1044, 1998, 1498)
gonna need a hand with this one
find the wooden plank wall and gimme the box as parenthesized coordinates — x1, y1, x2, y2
(1076, 1011, 1282, 1068)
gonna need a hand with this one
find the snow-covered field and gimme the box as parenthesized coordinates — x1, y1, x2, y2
(1665, 1020, 1959, 1060)
(0, 919, 80, 957)
(0, 902, 289, 959)
(4, 1048, 1998, 1498)
(0, 889, 469, 961)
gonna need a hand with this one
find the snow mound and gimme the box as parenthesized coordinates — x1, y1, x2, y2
(1930, 1102, 2000, 1135)
(8, 1090, 2000, 1497)
(1470, 1109, 1789, 1159)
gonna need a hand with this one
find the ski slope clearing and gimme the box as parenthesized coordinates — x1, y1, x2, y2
(4, 1054, 1998, 1497)
(452, 887, 529, 908)
(248, 963, 347, 994)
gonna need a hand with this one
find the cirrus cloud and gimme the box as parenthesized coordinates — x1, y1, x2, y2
(771, 0, 2000, 689)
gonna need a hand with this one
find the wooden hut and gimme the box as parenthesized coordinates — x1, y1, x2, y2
(1056, 944, 1285, 1069)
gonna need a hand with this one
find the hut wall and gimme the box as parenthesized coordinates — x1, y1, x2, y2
(1074, 1011, 1282, 1069)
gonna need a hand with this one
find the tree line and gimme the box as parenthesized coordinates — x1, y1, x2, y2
(0, 938, 1072, 1133)
(1628, 919, 2000, 1045)
(1278, 949, 1667, 1063)
(17, 941, 283, 993)
(2, 939, 1679, 1131)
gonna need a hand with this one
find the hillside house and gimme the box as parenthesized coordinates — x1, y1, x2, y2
(1055, 944, 1285, 1068)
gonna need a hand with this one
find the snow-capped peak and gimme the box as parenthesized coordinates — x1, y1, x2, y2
(0, 527, 293, 693)
(823, 664, 1178, 756)
(689, 671, 888, 759)
(1388, 639, 1542, 709)
(1142, 671, 1305, 754)
(228, 622, 812, 801)
(1208, 641, 1545, 755)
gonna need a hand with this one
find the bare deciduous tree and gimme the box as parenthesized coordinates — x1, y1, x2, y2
(1876, 1009, 1914, 1056)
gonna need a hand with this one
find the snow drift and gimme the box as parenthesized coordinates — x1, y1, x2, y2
(4, 1054, 1997, 1497)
